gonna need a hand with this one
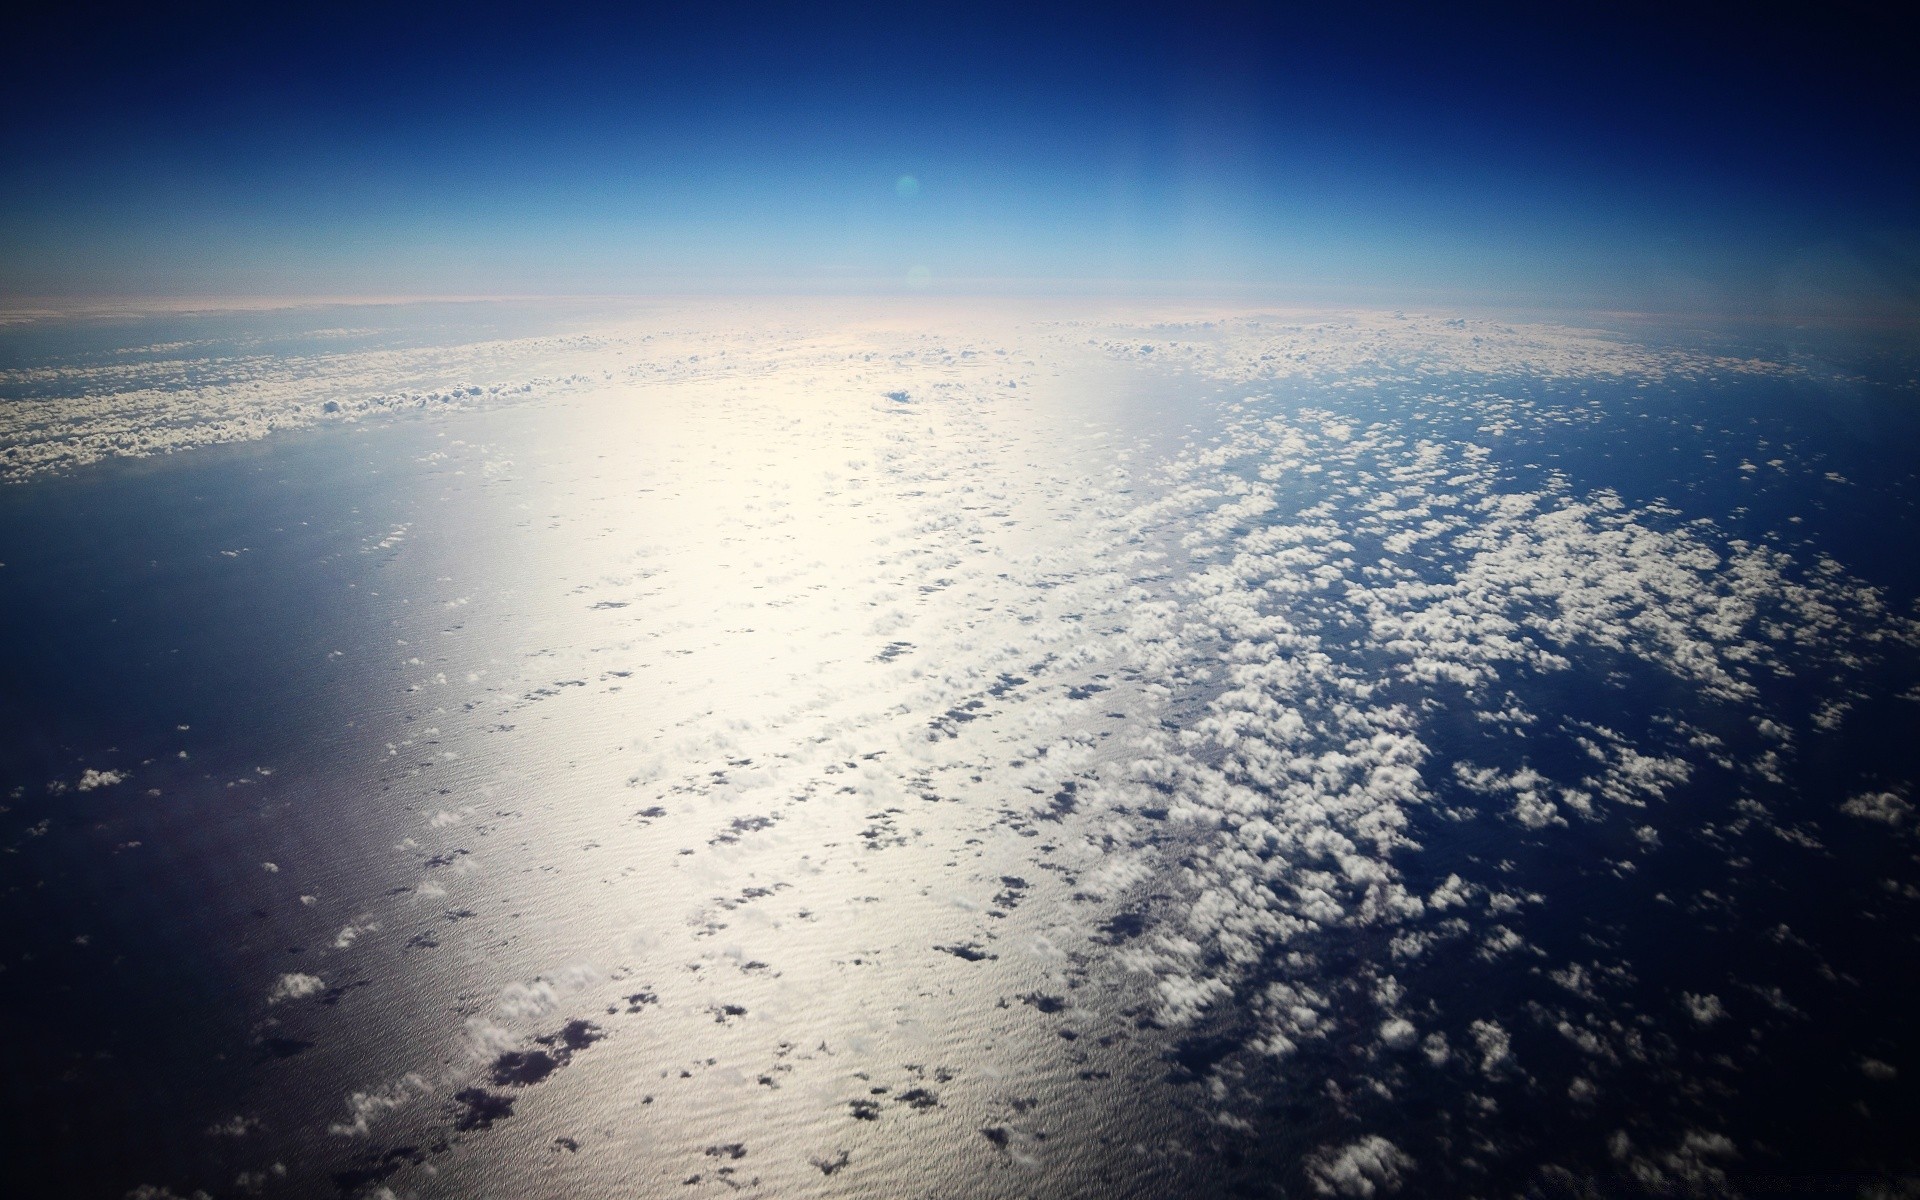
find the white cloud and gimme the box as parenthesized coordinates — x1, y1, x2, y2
(1860, 1057, 1897, 1080)
(1681, 992, 1726, 1025)
(266, 972, 324, 1004)
(326, 1074, 429, 1138)
(1469, 1019, 1513, 1076)
(1840, 790, 1912, 826)
(1306, 1135, 1414, 1196)
(332, 920, 378, 950)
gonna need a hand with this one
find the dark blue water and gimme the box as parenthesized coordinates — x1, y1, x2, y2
(0, 422, 451, 1194)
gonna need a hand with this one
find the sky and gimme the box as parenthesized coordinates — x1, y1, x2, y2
(2, 1, 1915, 318)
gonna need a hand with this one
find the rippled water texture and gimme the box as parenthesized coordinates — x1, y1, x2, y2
(2, 302, 1917, 1198)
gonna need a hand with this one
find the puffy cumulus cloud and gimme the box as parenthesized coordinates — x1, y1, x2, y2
(1453, 762, 1574, 828)
(495, 979, 563, 1021)
(1251, 979, 1334, 1057)
(1470, 1019, 1514, 1076)
(1155, 973, 1235, 1028)
(1305, 1135, 1414, 1196)
(1607, 1128, 1738, 1192)
(326, 1073, 430, 1138)
(1681, 992, 1727, 1025)
(1069, 376, 1917, 1090)
(1426, 874, 1473, 910)
(1357, 482, 1839, 709)
(76, 768, 127, 791)
(1550, 962, 1600, 1001)
(332, 919, 378, 949)
(492, 965, 599, 1023)
(203, 1115, 260, 1137)
(266, 972, 324, 1004)
(1841, 789, 1912, 826)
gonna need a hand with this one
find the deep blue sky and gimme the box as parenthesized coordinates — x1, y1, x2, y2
(2, 1, 1915, 317)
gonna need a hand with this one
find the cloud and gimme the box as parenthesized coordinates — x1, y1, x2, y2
(1306, 1136, 1414, 1196)
(1860, 1057, 1897, 1081)
(203, 1115, 260, 1137)
(1840, 790, 1912, 826)
(332, 920, 378, 949)
(1470, 1019, 1513, 1076)
(326, 1074, 430, 1138)
(267, 972, 325, 1004)
(1681, 992, 1727, 1025)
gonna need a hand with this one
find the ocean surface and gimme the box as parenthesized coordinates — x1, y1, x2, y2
(2, 302, 1917, 1198)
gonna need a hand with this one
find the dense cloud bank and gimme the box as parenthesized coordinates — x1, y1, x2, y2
(0, 307, 1787, 483)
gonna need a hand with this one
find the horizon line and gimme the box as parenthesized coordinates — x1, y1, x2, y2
(3, 287, 1914, 334)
